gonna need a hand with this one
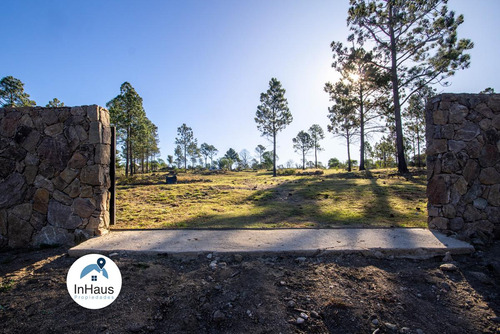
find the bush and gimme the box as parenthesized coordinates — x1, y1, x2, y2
(276, 168, 296, 176)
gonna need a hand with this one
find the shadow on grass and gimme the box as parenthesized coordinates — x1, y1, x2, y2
(161, 174, 419, 229)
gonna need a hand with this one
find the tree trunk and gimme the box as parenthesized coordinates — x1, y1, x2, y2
(125, 127, 130, 177)
(359, 83, 365, 171)
(416, 128, 421, 168)
(273, 133, 277, 177)
(314, 144, 318, 169)
(130, 139, 134, 176)
(388, 2, 409, 174)
(346, 131, 352, 172)
(184, 145, 187, 170)
(302, 149, 306, 170)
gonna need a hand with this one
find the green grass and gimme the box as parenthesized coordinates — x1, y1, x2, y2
(113, 168, 427, 229)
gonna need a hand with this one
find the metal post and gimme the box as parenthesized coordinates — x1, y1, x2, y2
(110, 126, 116, 226)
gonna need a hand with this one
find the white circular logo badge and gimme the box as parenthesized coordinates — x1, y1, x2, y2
(66, 254, 122, 309)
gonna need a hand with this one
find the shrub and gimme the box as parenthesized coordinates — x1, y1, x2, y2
(276, 168, 296, 176)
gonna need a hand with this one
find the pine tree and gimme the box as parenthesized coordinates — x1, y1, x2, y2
(292, 131, 314, 170)
(175, 124, 194, 170)
(0, 76, 36, 107)
(255, 78, 293, 177)
(325, 81, 359, 172)
(46, 98, 65, 107)
(107, 82, 147, 177)
(348, 0, 473, 173)
(308, 124, 325, 169)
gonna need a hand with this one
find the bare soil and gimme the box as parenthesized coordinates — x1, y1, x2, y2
(1, 244, 499, 334)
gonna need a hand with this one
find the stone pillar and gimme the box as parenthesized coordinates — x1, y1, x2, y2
(0, 105, 112, 248)
(426, 94, 500, 244)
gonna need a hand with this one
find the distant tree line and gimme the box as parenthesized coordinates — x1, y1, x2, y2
(107, 82, 160, 177)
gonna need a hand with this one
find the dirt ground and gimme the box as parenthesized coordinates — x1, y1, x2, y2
(1, 243, 499, 334)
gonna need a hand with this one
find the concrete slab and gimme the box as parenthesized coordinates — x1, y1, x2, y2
(69, 228, 474, 258)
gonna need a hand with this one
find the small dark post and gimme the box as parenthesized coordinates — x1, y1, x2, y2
(110, 126, 116, 226)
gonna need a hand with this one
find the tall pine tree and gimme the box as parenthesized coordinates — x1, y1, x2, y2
(255, 78, 293, 177)
(347, 0, 473, 173)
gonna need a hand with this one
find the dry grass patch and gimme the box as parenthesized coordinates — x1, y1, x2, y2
(114, 169, 427, 229)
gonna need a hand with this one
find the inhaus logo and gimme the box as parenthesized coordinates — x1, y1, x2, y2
(66, 254, 122, 309)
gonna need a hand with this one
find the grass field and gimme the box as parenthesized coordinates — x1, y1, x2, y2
(113, 169, 427, 229)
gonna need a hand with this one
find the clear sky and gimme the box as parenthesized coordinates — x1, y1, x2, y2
(2, 0, 499, 166)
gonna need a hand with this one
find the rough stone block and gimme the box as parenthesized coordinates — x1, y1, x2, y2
(455, 122, 480, 141)
(485, 206, 500, 224)
(476, 103, 494, 119)
(100, 108, 110, 126)
(487, 184, 500, 206)
(44, 123, 63, 137)
(449, 217, 464, 231)
(52, 176, 68, 191)
(442, 204, 456, 218)
(19, 113, 34, 127)
(428, 175, 450, 204)
(33, 188, 49, 214)
(40, 109, 59, 125)
(0, 210, 7, 236)
(464, 205, 482, 222)
(33, 225, 74, 247)
(0, 173, 27, 209)
(479, 144, 500, 168)
(449, 103, 468, 124)
(60, 167, 79, 184)
(74, 228, 93, 244)
(47, 200, 82, 229)
(24, 165, 38, 185)
(463, 159, 480, 184)
(453, 176, 468, 196)
(441, 152, 460, 173)
(427, 206, 439, 217)
(80, 165, 105, 186)
(479, 118, 492, 131)
(433, 109, 448, 125)
(30, 211, 46, 231)
(95, 144, 111, 165)
(64, 126, 80, 151)
(448, 140, 466, 153)
(7, 214, 33, 248)
(72, 198, 96, 219)
(21, 130, 40, 152)
(492, 114, 500, 130)
(68, 152, 87, 169)
(429, 217, 449, 230)
(87, 105, 100, 122)
(0, 116, 19, 138)
(441, 124, 454, 139)
(427, 139, 448, 155)
(488, 95, 500, 112)
(89, 122, 101, 144)
(473, 198, 488, 210)
(53, 190, 73, 206)
(102, 126, 111, 145)
(479, 167, 500, 185)
(70, 106, 86, 116)
(63, 178, 81, 198)
(37, 136, 71, 171)
(80, 185, 93, 198)
(0, 157, 16, 178)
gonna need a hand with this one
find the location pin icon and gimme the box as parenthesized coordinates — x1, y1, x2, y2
(97, 258, 106, 270)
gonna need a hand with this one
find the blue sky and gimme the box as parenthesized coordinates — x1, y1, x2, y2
(2, 0, 499, 166)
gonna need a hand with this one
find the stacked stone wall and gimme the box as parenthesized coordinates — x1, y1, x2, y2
(426, 93, 500, 243)
(0, 105, 111, 248)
